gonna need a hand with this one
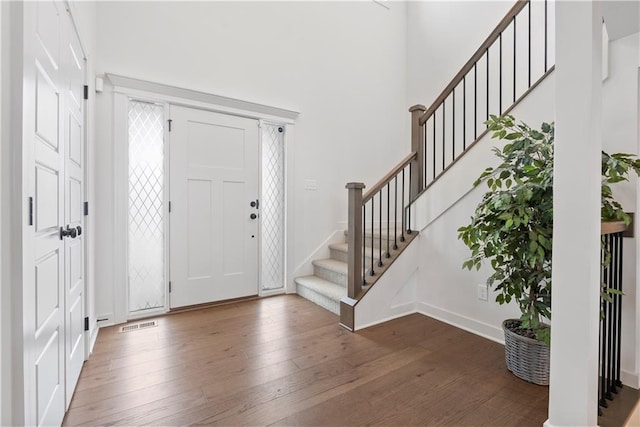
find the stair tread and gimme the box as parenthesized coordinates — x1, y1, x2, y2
(295, 275, 346, 301)
(328, 242, 349, 253)
(312, 258, 348, 274)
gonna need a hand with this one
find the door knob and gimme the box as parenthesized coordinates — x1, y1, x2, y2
(59, 225, 77, 240)
(250, 199, 259, 208)
(250, 213, 258, 220)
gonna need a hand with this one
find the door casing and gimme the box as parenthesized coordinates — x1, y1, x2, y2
(109, 76, 297, 326)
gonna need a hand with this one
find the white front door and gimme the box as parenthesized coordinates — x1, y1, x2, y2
(22, 2, 86, 424)
(169, 106, 259, 308)
(62, 12, 86, 408)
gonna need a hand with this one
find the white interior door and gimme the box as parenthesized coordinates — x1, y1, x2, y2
(24, 1, 66, 425)
(62, 12, 85, 408)
(169, 106, 259, 308)
(23, 1, 86, 424)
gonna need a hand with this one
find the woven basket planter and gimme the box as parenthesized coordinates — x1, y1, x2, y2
(502, 319, 550, 385)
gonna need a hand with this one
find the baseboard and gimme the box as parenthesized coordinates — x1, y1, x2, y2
(355, 302, 417, 330)
(622, 369, 640, 389)
(416, 302, 505, 345)
(259, 288, 286, 298)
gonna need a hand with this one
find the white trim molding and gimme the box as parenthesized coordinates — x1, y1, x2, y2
(106, 74, 299, 124)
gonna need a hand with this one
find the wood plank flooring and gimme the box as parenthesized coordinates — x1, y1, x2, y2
(63, 295, 553, 426)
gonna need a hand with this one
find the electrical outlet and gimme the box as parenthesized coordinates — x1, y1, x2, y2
(477, 283, 488, 301)
(304, 179, 318, 190)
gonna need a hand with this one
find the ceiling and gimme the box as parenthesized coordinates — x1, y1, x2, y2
(602, 1, 640, 41)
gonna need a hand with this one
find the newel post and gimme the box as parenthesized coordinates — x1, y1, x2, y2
(409, 104, 426, 201)
(341, 182, 365, 331)
(345, 182, 365, 299)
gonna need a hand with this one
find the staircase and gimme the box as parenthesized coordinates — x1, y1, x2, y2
(295, 228, 417, 315)
(294, 0, 554, 329)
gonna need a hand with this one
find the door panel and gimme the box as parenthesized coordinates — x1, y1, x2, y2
(36, 328, 62, 426)
(35, 252, 60, 330)
(62, 12, 85, 408)
(28, 2, 66, 424)
(35, 166, 59, 231)
(25, 1, 89, 424)
(170, 107, 259, 308)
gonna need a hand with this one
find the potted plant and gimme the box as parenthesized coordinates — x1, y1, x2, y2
(457, 114, 639, 385)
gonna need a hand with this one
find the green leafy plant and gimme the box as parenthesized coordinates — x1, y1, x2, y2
(458, 115, 640, 346)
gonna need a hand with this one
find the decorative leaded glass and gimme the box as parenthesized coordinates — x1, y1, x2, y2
(261, 124, 285, 290)
(128, 101, 165, 313)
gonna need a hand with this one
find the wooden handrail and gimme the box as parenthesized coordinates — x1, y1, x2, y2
(419, 0, 529, 126)
(601, 221, 627, 236)
(362, 152, 417, 203)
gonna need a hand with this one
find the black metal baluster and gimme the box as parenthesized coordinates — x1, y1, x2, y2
(615, 233, 624, 388)
(474, 63, 477, 140)
(486, 48, 489, 124)
(463, 77, 466, 150)
(370, 199, 375, 276)
(513, 16, 517, 103)
(611, 233, 619, 395)
(408, 163, 412, 234)
(423, 124, 427, 189)
(401, 169, 405, 242)
(378, 190, 383, 267)
(385, 181, 391, 258)
(600, 235, 609, 408)
(544, 0, 548, 72)
(432, 115, 436, 180)
(606, 234, 614, 400)
(452, 88, 456, 161)
(442, 101, 446, 171)
(362, 205, 366, 285)
(528, 1, 532, 88)
(393, 177, 398, 250)
(499, 32, 503, 114)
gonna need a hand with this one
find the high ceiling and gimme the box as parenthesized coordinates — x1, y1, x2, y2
(602, 1, 639, 41)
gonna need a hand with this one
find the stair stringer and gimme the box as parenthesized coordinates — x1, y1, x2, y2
(352, 235, 420, 330)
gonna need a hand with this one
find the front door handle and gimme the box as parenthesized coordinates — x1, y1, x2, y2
(250, 213, 258, 220)
(250, 199, 259, 209)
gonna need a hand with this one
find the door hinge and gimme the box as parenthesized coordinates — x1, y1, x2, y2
(84, 201, 89, 216)
(169, 281, 172, 293)
(168, 119, 172, 132)
(83, 85, 89, 100)
(84, 317, 89, 331)
(28, 197, 34, 226)
(169, 201, 172, 213)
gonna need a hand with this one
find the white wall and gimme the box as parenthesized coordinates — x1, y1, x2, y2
(602, 32, 640, 386)
(92, 1, 409, 321)
(407, 1, 513, 106)
(415, 73, 556, 342)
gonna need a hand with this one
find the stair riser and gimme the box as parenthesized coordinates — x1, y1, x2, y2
(313, 264, 347, 287)
(329, 248, 377, 264)
(296, 284, 340, 315)
(350, 235, 409, 251)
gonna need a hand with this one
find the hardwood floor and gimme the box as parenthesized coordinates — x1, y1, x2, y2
(63, 295, 552, 426)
